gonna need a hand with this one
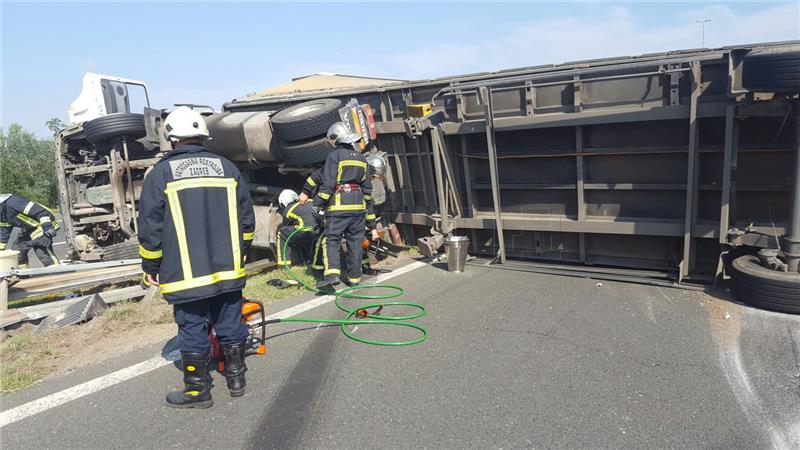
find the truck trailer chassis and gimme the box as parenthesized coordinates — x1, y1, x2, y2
(54, 41, 800, 311)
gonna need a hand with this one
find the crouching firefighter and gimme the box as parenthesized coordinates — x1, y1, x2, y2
(312, 122, 379, 291)
(275, 189, 317, 266)
(299, 166, 327, 272)
(137, 107, 256, 409)
(0, 194, 61, 267)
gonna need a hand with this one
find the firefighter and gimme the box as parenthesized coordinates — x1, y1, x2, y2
(312, 122, 379, 291)
(137, 106, 255, 409)
(0, 194, 60, 267)
(298, 167, 326, 272)
(275, 189, 317, 266)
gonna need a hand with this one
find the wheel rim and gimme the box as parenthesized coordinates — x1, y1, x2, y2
(285, 103, 325, 118)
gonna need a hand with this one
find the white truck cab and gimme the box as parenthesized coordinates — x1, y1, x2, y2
(67, 73, 150, 124)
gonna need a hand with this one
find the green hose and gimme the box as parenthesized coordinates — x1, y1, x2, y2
(274, 226, 427, 346)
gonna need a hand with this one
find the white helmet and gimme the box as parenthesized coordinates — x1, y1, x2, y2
(278, 189, 298, 208)
(326, 122, 361, 145)
(0, 194, 10, 205)
(163, 106, 209, 141)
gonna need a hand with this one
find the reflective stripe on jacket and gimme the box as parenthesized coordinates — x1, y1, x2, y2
(312, 145, 375, 225)
(301, 168, 323, 198)
(136, 145, 255, 304)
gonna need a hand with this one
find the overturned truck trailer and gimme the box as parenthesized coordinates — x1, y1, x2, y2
(56, 41, 800, 312)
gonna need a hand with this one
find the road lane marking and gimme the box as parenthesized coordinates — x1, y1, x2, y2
(0, 260, 427, 428)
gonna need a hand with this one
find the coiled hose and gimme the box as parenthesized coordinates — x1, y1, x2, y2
(270, 226, 428, 346)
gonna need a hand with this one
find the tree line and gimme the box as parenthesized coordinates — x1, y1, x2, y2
(0, 119, 66, 208)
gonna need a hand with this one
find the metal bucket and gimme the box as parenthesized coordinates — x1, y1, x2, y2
(444, 236, 470, 273)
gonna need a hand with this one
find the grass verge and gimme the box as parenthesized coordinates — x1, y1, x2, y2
(0, 296, 174, 394)
(244, 266, 317, 303)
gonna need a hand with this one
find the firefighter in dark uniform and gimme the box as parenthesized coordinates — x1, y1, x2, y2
(137, 107, 255, 409)
(275, 189, 317, 266)
(298, 167, 326, 271)
(312, 122, 379, 290)
(0, 194, 60, 267)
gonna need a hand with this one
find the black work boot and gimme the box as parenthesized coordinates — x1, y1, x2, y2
(223, 339, 248, 397)
(165, 352, 213, 409)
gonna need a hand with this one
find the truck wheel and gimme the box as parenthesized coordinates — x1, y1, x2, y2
(742, 51, 800, 92)
(277, 136, 333, 165)
(84, 113, 147, 144)
(271, 99, 343, 142)
(101, 240, 140, 261)
(729, 255, 800, 314)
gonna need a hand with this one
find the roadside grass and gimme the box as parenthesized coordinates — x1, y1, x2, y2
(0, 334, 53, 393)
(244, 266, 317, 304)
(400, 246, 422, 258)
(0, 295, 173, 393)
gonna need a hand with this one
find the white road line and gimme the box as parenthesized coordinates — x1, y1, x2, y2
(0, 260, 427, 428)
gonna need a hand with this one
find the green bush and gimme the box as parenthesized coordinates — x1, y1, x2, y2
(0, 119, 64, 208)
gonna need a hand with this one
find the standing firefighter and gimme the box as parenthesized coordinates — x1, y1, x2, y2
(0, 194, 60, 267)
(137, 107, 255, 409)
(312, 122, 378, 291)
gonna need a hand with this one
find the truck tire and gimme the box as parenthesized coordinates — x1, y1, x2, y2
(271, 99, 343, 142)
(84, 113, 147, 144)
(277, 136, 333, 165)
(101, 240, 140, 261)
(742, 51, 800, 92)
(729, 254, 800, 314)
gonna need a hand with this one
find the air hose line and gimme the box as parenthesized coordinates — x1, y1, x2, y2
(269, 226, 428, 346)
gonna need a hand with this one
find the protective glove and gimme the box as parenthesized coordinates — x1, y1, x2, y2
(141, 273, 159, 288)
(44, 227, 58, 239)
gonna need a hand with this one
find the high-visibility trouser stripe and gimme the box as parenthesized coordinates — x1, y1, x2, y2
(362, 258, 369, 264)
(0, 221, 10, 227)
(0, 243, 6, 250)
(46, 246, 60, 265)
(318, 192, 331, 200)
(159, 269, 246, 294)
(323, 237, 338, 276)
(348, 277, 361, 284)
(275, 233, 287, 266)
(312, 237, 325, 269)
(23, 201, 35, 215)
(366, 213, 376, 220)
(139, 245, 163, 259)
(306, 176, 317, 187)
(337, 160, 367, 184)
(243, 232, 254, 241)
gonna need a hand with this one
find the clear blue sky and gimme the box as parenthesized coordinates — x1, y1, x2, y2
(2, 1, 798, 137)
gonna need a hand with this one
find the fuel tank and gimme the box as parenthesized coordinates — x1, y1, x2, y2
(204, 111, 280, 164)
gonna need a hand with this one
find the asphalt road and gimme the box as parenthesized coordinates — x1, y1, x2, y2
(2, 260, 799, 448)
